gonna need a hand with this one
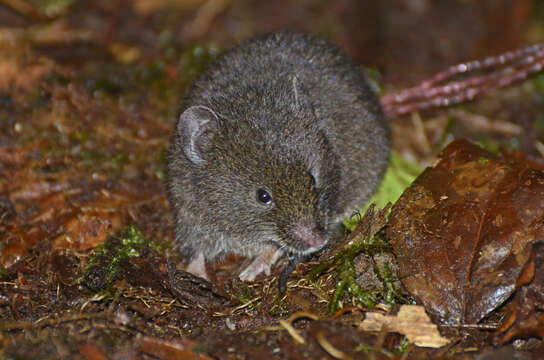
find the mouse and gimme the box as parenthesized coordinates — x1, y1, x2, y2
(166, 31, 390, 287)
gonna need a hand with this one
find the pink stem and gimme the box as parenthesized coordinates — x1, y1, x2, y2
(381, 43, 544, 118)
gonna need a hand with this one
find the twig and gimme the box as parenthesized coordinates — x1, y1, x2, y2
(316, 331, 353, 360)
(0, 0, 45, 20)
(278, 312, 319, 344)
(2, 312, 108, 331)
(382, 43, 544, 118)
(439, 323, 501, 330)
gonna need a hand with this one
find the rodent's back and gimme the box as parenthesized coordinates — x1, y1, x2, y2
(184, 32, 390, 222)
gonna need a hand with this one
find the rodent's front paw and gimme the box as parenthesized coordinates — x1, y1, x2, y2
(185, 253, 209, 280)
(239, 246, 282, 281)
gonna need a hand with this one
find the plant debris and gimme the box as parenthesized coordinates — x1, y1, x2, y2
(494, 241, 544, 344)
(359, 305, 450, 348)
(2, 1, 544, 358)
(387, 139, 544, 327)
(307, 204, 402, 314)
(81, 226, 151, 290)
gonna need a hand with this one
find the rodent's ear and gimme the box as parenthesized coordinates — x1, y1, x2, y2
(177, 105, 219, 165)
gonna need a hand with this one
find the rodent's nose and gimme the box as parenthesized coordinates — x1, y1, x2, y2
(291, 224, 328, 249)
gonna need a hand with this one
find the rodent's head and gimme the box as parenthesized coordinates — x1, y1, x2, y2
(174, 79, 339, 255)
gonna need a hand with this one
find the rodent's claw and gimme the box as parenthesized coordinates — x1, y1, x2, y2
(278, 254, 307, 294)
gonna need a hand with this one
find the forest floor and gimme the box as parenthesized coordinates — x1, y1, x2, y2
(1, 0, 543, 359)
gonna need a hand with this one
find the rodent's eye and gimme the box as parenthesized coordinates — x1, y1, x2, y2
(256, 189, 273, 205)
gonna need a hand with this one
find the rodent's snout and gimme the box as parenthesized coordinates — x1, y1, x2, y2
(290, 223, 328, 251)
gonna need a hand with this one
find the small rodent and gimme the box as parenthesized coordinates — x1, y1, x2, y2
(167, 32, 390, 286)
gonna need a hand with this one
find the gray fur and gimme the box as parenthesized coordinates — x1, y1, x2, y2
(167, 32, 390, 267)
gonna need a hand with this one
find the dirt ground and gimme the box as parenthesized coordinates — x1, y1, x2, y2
(1, 0, 543, 359)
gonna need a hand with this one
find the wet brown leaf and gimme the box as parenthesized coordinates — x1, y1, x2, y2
(494, 241, 544, 343)
(387, 139, 544, 325)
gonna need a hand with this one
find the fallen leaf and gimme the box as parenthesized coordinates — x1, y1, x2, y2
(52, 215, 110, 251)
(387, 140, 544, 325)
(359, 305, 450, 347)
(494, 241, 544, 343)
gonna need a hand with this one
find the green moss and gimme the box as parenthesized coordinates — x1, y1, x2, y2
(236, 283, 257, 305)
(361, 67, 383, 96)
(80, 149, 103, 162)
(79, 63, 154, 98)
(328, 152, 418, 311)
(78, 148, 133, 177)
(154, 147, 168, 180)
(31, 0, 74, 16)
(111, 152, 129, 167)
(507, 137, 520, 150)
(139, 61, 166, 84)
(532, 72, 544, 94)
(308, 226, 391, 313)
(476, 139, 500, 156)
(352, 342, 374, 356)
(393, 337, 411, 356)
(310, 202, 406, 313)
(178, 43, 221, 86)
(44, 72, 71, 86)
(478, 157, 489, 164)
(23, 86, 50, 111)
(373, 259, 403, 306)
(84, 71, 128, 96)
(80, 226, 150, 291)
(69, 130, 90, 145)
(328, 258, 377, 313)
(154, 169, 165, 180)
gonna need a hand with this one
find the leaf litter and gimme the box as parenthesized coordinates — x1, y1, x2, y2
(387, 139, 544, 336)
(1, 1, 544, 359)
